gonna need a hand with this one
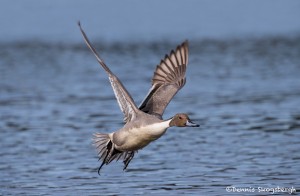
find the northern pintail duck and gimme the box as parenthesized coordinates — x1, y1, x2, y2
(78, 22, 199, 174)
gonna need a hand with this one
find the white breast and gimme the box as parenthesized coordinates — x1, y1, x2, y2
(141, 119, 171, 136)
(118, 119, 171, 151)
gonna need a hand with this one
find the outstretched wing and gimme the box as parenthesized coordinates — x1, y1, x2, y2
(78, 22, 139, 123)
(139, 41, 189, 118)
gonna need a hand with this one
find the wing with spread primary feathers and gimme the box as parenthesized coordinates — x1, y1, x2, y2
(139, 41, 189, 118)
(78, 22, 139, 123)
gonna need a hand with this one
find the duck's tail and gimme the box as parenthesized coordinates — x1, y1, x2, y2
(93, 133, 136, 174)
(93, 133, 112, 161)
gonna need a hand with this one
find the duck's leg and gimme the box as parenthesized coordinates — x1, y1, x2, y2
(123, 151, 135, 171)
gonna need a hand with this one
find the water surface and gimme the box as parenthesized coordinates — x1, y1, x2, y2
(0, 37, 300, 195)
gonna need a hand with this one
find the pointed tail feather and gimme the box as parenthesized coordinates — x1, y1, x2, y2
(93, 132, 136, 172)
(93, 133, 111, 161)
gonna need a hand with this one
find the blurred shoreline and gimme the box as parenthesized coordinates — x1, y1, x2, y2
(1, 34, 299, 52)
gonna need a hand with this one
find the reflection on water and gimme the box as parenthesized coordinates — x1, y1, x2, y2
(0, 37, 300, 195)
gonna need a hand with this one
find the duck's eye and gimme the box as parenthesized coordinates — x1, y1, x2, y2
(178, 116, 182, 120)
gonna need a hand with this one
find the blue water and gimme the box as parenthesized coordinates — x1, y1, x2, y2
(1, 1, 300, 195)
(1, 37, 300, 195)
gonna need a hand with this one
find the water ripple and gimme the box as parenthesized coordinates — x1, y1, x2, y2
(1, 38, 300, 195)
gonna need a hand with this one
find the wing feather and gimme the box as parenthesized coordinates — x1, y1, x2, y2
(78, 22, 138, 123)
(139, 41, 189, 117)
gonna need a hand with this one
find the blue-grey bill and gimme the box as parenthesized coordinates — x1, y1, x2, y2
(186, 120, 200, 127)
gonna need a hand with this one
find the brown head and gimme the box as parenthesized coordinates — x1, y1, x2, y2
(169, 113, 199, 127)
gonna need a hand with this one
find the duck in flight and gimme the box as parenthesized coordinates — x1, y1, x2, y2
(78, 22, 199, 174)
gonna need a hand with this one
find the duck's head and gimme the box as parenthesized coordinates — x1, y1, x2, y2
(170, 113, 199, 127)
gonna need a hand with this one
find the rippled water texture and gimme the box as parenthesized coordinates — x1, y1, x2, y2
(1, 38, 300, 195)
